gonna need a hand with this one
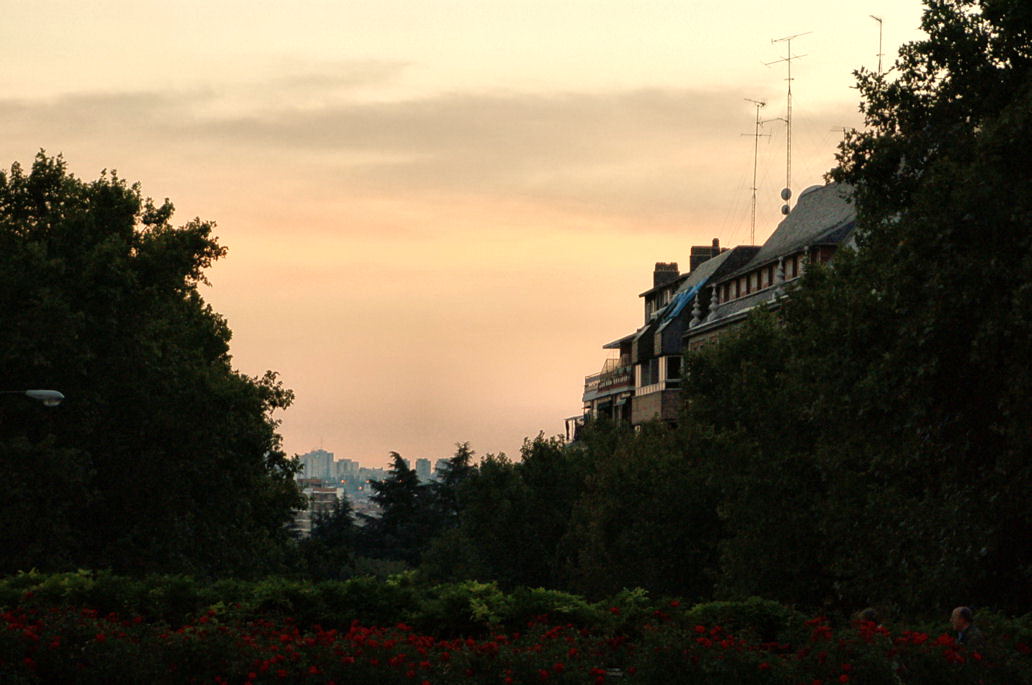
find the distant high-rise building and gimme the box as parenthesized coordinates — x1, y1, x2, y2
(290, 485, 340, 537)
(415, 458, 431, 482)
(335, 458, 358, 481)
(298, 449, 334, 482)
(433, 458, 449, 479)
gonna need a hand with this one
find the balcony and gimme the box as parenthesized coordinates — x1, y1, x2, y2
(583, 356, 634, 402)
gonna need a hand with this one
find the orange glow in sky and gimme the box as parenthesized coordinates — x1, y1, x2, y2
(1, 0, 926, 466)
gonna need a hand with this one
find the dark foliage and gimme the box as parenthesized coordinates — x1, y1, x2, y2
(0, 153, 303, 576)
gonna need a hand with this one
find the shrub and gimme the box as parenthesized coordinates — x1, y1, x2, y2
(682, 597, 808, 643)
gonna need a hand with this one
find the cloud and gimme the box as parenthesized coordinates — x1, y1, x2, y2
(0, 73, 858, 226)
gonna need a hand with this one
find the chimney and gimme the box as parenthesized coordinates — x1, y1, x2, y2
(653, 262, 679, 288)
(689, 238, 722, 272)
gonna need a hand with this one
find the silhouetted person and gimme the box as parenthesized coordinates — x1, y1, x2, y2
(950, 606, 986, 652)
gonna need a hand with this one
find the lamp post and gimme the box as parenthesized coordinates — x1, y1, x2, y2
(0, 390, 64, 407)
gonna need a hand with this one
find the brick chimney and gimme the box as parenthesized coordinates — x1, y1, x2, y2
(653, 262, 679, 288)
(689, 238, 722, 272)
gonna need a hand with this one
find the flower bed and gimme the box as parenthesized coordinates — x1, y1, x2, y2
(0, 604, 1029, 683)
(0, 572, 1030, 683)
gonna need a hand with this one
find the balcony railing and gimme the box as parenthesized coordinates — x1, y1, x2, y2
(584, 357, 634, 400)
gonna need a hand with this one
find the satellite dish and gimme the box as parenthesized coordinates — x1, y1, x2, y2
(780, 187, 792, 201)
(781, 204, 791, 215)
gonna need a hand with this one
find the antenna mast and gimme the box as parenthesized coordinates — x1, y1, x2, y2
(767, 31, 809, 215)
(870, 15, 884, 75)
(741, 99, 770, 244)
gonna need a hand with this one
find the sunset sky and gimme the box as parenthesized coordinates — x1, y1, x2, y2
(2, 0, 925, 466)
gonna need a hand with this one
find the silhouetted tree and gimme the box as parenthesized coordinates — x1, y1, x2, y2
(0, 153, 303, 576)
(303, 496, 358, 579)
(358, 452, 434, 564)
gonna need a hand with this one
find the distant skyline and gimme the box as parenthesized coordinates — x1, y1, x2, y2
(1, 1, 926, 467)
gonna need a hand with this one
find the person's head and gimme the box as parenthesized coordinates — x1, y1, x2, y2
(951, 606, 973, 631)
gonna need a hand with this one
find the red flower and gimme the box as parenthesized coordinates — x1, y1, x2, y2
(839, 675, 850, 683)
(608, 607, 620, 615)
(759, 662, 771, 670)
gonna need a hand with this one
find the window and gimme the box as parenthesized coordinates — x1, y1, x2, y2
(639, 358, 661, 387)
(667, 356, 682, 379)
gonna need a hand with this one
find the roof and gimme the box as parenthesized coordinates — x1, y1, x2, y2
(681, 245, 761, 292)
(675, 249, 734, 293)
(602, 332, 636, 350)
(633, 247, 755, 348)
(651, 250, 739, 335)
(638, 273, 690, 298)
(709, 287, 775, 320)
(717, 183, 855, 282)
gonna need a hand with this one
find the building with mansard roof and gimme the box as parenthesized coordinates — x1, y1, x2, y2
(685, 183, 855, 351)
(570, 182, 855, 435)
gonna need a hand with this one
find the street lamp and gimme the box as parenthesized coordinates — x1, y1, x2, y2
(0, 389, 65, 407)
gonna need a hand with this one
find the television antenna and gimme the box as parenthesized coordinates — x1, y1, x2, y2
(741, 99, 780, 244)
(870, 15, 884, 75)
(766, 31, 810, 215)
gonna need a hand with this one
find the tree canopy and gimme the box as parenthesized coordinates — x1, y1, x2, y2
(0, 153, 303, 576)
(678, 0, 1032, 611)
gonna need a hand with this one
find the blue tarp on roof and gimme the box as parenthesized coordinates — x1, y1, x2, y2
(662, 279, 707, 322)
